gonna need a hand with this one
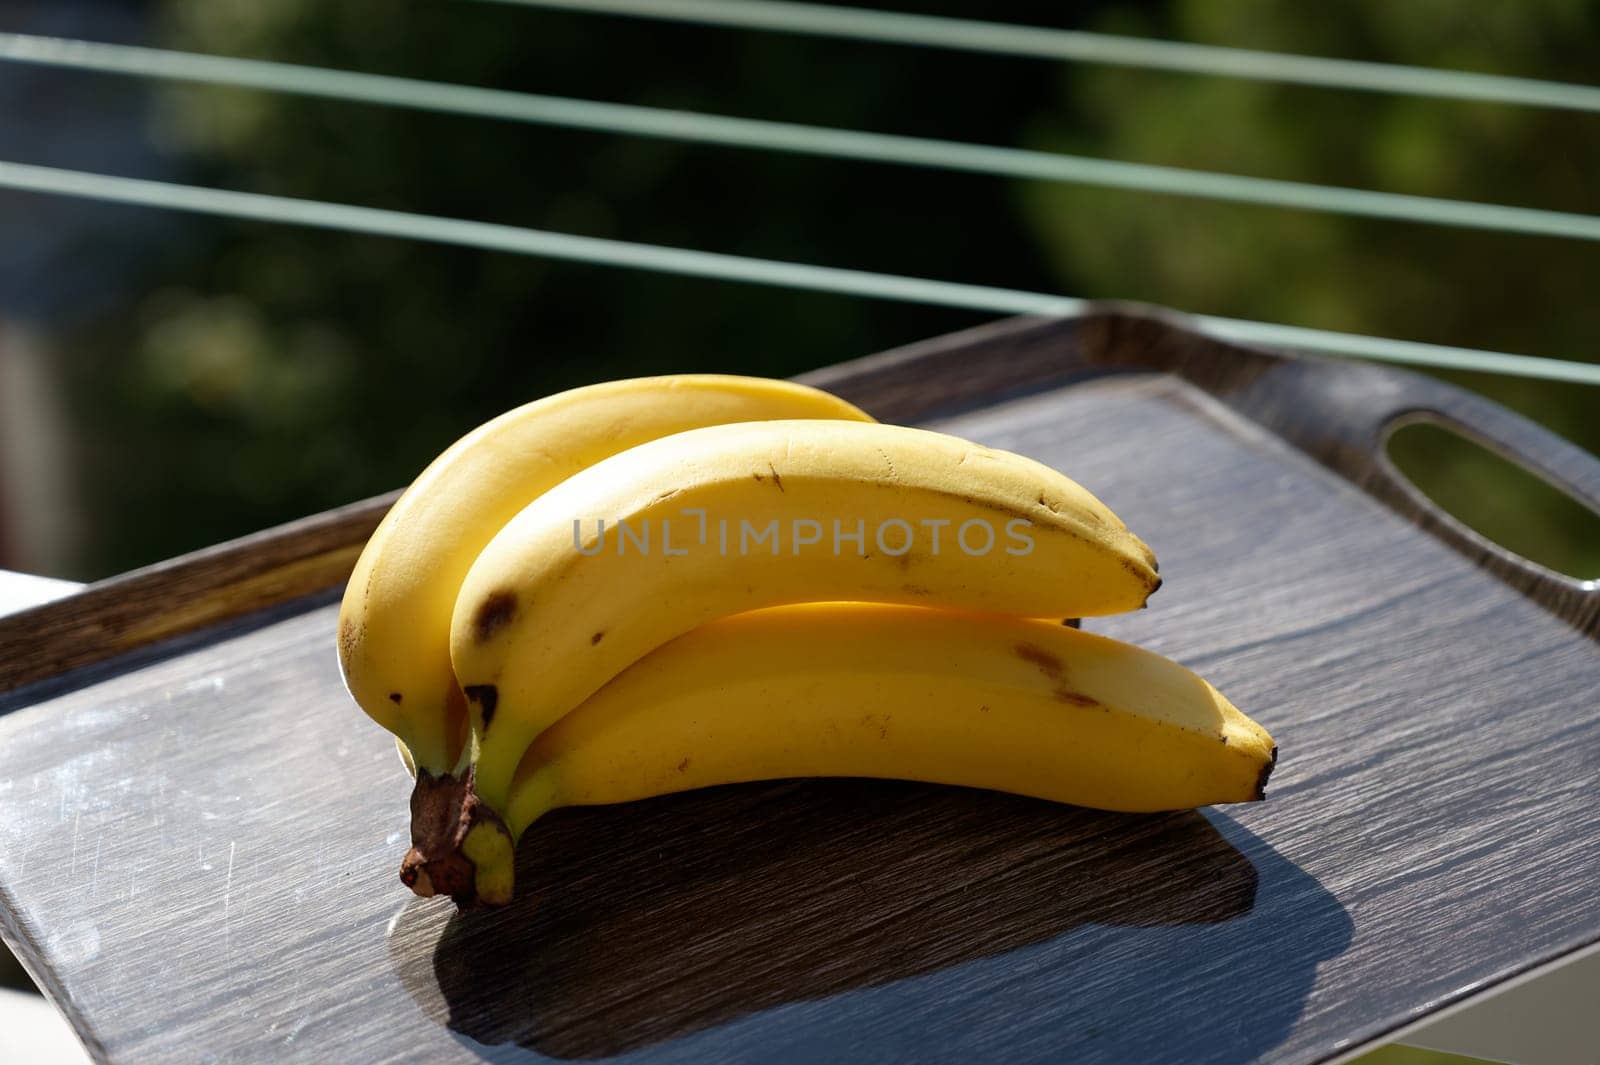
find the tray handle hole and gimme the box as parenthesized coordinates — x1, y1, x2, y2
(1385, 419, 1600, 581)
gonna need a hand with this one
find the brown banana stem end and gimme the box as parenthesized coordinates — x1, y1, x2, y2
(399, 768, 515, 910)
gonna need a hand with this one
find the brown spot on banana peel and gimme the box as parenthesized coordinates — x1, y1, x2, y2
(463, 684, 499, 732)
(399, 768, 515, 909)
(591, 630, 606, 645)
(388, 692, 403, 704)
(1053, 690, 1100, 708)
(472, 590, 519, 644)
(1014, 642, 1063, 679)
(337, 616, 362, 663)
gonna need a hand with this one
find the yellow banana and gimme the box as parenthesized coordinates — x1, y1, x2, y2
(336, 376, 871, 776)
(450, 418, 1160, 827)
(504, 604, 1275, 839)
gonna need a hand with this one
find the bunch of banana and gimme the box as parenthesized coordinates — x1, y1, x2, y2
(338, 375, 1276, 907)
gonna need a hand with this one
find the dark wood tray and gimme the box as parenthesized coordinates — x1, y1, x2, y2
(1, 308, 1596, 1064)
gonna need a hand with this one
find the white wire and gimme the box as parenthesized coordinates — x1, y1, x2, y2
(3, 34, 1597, 242)
(477, 0, 1600, 113)
(2, 161, 1595, 385)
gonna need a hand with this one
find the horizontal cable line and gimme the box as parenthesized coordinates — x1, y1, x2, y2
(480, 0, 1600, 114)
(2, 161, 1595, 386)
(3, 35, 1598, 243)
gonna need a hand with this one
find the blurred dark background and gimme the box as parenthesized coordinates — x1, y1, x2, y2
(0, 2, 1593, 582)
(1, 0, 1596, 584)
(1, 2, 1597, 1053)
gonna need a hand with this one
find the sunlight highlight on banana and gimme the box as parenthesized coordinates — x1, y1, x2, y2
(336, 374, 1274, 907)
(451, 418, 1161, 819)
(337, 375, 872, 777)
(504, 604, 1275, 838)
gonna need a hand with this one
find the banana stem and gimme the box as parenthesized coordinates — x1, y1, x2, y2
(399, 768, 516, 908)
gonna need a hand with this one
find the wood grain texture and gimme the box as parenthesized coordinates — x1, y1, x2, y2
(0, 308, 1597, 1064)
(0, 496, 393, 693)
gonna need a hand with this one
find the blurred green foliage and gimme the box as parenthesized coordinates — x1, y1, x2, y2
(58, 0, 1065, 574)
(1354, 1047, 1498, 1065)
(1389, 421, 1600, 577)
(1018, 0, 1600, 576)
(27, 0, 1592, 578)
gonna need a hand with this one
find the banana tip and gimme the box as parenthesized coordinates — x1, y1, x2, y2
(1254, 745, 1279, 801)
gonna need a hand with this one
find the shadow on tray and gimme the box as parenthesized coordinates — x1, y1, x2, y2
(390, 778, 1351, 1062)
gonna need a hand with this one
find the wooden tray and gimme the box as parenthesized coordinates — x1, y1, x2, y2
(1, 308, 1596, 1064)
